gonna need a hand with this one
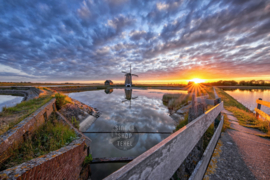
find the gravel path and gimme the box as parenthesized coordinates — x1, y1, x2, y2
(204, 110, 270, 180)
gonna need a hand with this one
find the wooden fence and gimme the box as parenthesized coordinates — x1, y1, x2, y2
(255, 98, 270, 123)
(104, 101, 224, 180)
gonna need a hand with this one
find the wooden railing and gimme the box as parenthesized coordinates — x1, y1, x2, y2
(255, 99, 270, 121)
(104, 101, 224, 180)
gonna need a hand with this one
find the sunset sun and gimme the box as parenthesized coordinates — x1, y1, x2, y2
(192, 78, 205, 84)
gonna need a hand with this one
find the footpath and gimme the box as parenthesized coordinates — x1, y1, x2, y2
(204, 109, 270, 180)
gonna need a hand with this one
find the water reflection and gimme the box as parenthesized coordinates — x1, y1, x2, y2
(105, 89, 113, 94)
(0, 95, 24, 112)
(224, 89, 270, 114)
(122, 88, 138, 109)
(68, 88, 187, 180)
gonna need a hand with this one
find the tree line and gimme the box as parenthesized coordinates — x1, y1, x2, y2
(203, 80, 270, 86)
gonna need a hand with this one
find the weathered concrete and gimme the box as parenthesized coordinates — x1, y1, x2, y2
(189, 115, 224, 180)
(92, 157, 134, 163)
(56, 112, 91, 147)
(79, 115, 97, 132)
(0, 86, 41, 101)
(104, 102, 223, 180)
(0, 138, 87, 180)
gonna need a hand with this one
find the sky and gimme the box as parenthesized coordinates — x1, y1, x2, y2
(0, 0, 270, 83)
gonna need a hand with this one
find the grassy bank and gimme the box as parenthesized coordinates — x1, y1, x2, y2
(214, 87, 269, 134)
(0, 113, 76, 171)
(0, 88, 53, 136)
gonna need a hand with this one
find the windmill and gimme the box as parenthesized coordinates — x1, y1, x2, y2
(122, 65, 138, 87)
(122, 89, 138, 109)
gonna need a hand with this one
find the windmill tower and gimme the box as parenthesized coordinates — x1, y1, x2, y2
(122, 65, 138, 87)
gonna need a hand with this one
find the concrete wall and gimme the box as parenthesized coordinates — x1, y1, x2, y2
(0, 138, 87, 180)
(104, 102, 224, 180)
(0, 99, 56, 164)
(0, 87, 41, 101)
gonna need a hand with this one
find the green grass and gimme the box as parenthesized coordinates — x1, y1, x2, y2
(0, 113, 76, 171)
(214, 87, 269, 133)
(174, 113, 189, 132)
(0, 93, 53, 135)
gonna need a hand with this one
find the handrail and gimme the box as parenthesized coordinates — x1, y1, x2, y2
(104, 102, 224, 180)
(255, 99, 270, 122)
(256, 99, 270, 108)
(254, 108, 270, 121)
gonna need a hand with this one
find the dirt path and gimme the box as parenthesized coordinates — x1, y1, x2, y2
(204, 109, 270, 180)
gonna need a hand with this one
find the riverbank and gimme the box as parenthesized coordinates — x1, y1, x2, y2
(217, 86, 270, 89)
(0, 88, 53, 136)
(214, 87, 269, 135)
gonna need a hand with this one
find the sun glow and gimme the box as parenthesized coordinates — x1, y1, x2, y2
(191, 78, 205, 84)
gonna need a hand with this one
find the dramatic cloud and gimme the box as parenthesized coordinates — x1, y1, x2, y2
(0, 0, 270, 82)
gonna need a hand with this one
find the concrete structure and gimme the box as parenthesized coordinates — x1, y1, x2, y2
(0, 86, 41, 101)
(0, 100, 92, 180)
(0, 99, 56, 165)
(105, 80, 113, 86)
(0, 138, 88, 180)
(104, 102, 224, 180)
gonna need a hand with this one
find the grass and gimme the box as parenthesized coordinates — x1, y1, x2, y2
(0, 89, 53, 136)
(214, 87, 269, 133)
(163, 94, 189, 111)
(54, 93, 72, 110)
(174, 113, 189, 132)
(0, 113, 77, 171)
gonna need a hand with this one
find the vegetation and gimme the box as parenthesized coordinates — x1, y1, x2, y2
(55, 93, 72, 110)
(83, 154, 93, 166)
(203, 80, 270, 86)
(174, 113, 189, 132)
(0, 113, 77, 171)
(71, 116, 80, 129)
(0, 89, 53, 136)
(163, 94, 189, 111)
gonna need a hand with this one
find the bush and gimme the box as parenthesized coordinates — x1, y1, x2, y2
(83, 154, 93, 166)
(71, 116, 80, 129)
(55, 93, 71, 110)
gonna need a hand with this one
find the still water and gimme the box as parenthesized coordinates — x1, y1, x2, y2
(68, 88, 187, 179)
(224, 89, 270, 114)
(0, 95, 24, 112)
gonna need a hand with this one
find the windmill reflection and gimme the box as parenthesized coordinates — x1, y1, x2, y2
(122, 88, 138, 109)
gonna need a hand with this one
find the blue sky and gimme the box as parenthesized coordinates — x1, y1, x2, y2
(0, 0, 270, 83)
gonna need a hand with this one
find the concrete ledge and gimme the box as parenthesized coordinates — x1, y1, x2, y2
(104, 102, 224, 180)
(0, 87, 41, 101)
(189, 115, 224, 180)
(57, 112, 92, 147)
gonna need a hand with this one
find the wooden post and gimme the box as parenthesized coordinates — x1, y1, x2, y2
(214, 98, 221, 130)
(256, 98, 262, 118)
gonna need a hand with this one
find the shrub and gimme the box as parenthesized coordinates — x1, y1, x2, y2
(55, 93, 71, 110)
(71, 116, 80, 129)
(83, 154, 93, 166)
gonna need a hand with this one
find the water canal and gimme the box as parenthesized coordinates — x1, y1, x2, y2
(68, 88, 187, 179)
(0, 95, 24, 112)
(223, 88, 270, 114)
